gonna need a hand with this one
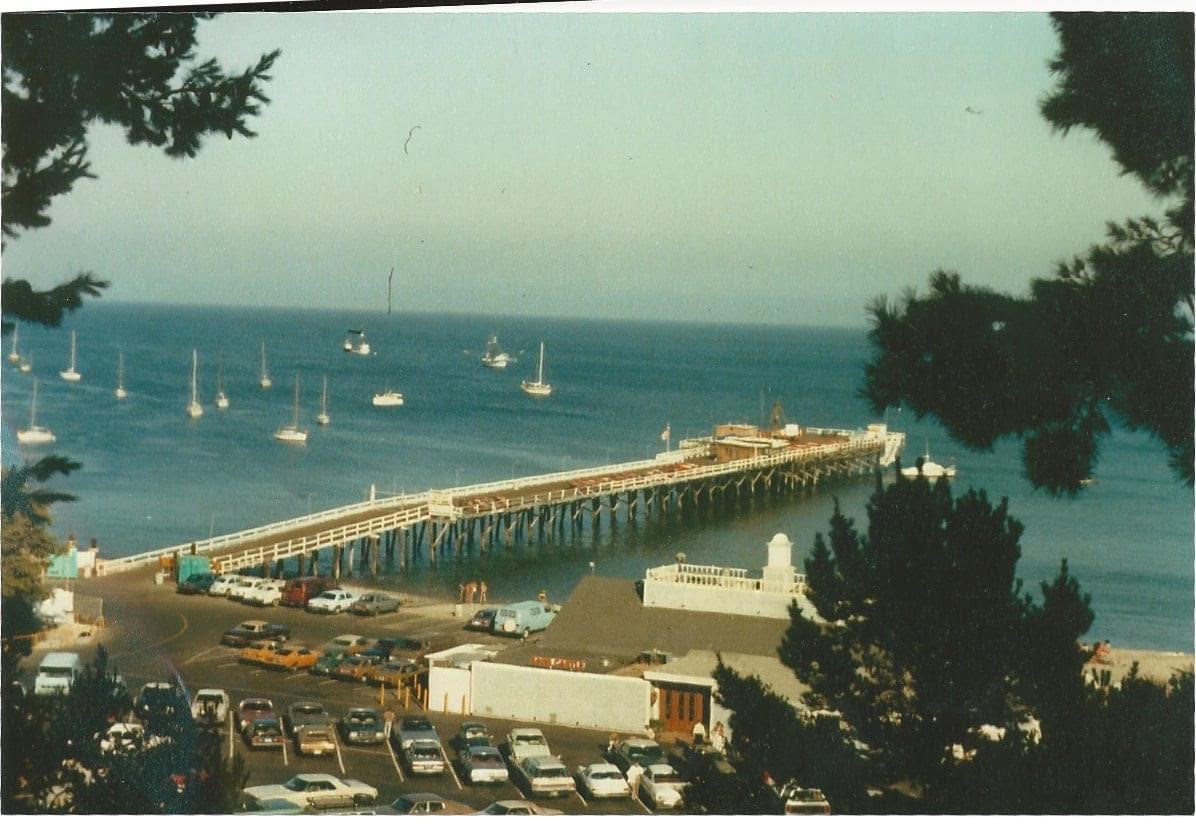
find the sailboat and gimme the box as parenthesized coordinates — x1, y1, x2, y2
(520, 341, 552, 397)
(115, 352, 128, 399)
(900, 441, 956, 480)
(19, 349, 32, 373)
(344, 329, 371, 356)
(59, 331, 81, 382)
(481, 335, 510, 369)
(186, 349, 204, 419)
(316, 376, 330, 425)
(215, 355, 229, 409)
(258, 341, 273, 388)
(7, 324, 19, 364)
(17, 380, 56, 445)
(274, 375, 308, 443)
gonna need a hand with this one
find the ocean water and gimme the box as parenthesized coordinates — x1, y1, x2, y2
(1, 303, 1191, 652)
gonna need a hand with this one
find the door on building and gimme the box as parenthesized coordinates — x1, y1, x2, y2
(658, 684, 707, 734)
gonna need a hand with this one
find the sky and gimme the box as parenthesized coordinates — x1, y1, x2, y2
(1, 7, 1166, 327)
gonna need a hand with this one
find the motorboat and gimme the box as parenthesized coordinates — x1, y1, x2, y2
(258, 341, 272, 389)
(16, 379, 55, 445)
(115, 352, 128, 399)
(274, 375, 308, 443)
(481, 335, 510, 369)
(345, 329, 371, 356)
(900, 443, 956, 480)
(59, 330, 81, 382)
(316, 376, 330, 425)
(186, 349, 204, 419)
(19, 350, 32, 373)
(372, 390, 404, 407)
(520, 341, 552, 398)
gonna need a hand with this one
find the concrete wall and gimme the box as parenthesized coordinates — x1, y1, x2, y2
(470, 661, 652, 732)
(643, 578, 801, 619)
(429, 663, 473, 715)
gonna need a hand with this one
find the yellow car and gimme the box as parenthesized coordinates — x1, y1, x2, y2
(240, 639, 284, 666)
(364, 659, 421, 687)
(266, 645, 319, 672)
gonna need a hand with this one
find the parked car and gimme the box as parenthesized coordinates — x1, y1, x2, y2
(191, 688, 230, 727)
(465, 608, 497, 633)
(296, 726, 337, 757)
(266, 645, 318, 672)
(306, 589, 358, 614)
(364, 658, 420, 687)
(98, 722, 165, 755)
(456, 720, 493, 750)
(238, 796, 304, 814)
(772, 781, 832, 815)
(404, 739, 447, 775)
(476, 800, 562, 816)
(321, 634, 374, 655)
(606, 737, 666, 774)
(239, 639, 284, 665)
(512, 756, 575, 799)
(575, 762, 631, 799)
(333, 655, 380, 682)
(243, 580, 286, 607)
(221, 620, 290, 647)
(237, 698, 276, 731)
(385, 793, 474, 815)
(177, 572, 216, 594)
(339, 708, 385, 745)
(33, 652, 81, 696)
(637, 763, 687, 810)
(381, 636, 432, 656)
(135, 681, 186, 723)
(395, 716, 440, 750)
(461, 745, 509, 785)
(280, 576, 338, 608)
(349, 592, 400, 616)
(506, 727, 551, 763)
(244, 717, 284, 749)
(285, 701, 331, 735)
(311, 650, 350, 676)
(207, 574, 240, 597)
(241, 773, 377, 809)
(493, 601, 555, 638)
(228, 576, 268, 602)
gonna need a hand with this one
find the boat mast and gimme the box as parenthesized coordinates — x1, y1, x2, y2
(537, 342, 545, 385)
(191, 350, 199, 405)
(292, 375, 300, 428)
(29, 379, 38, 428)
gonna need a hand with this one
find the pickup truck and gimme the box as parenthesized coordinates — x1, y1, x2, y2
(221, 620, 290, 647)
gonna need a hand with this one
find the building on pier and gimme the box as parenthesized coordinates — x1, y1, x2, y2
(426, 534, 818, 738)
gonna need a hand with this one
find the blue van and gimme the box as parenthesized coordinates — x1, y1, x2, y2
(493, 601, 555, 638)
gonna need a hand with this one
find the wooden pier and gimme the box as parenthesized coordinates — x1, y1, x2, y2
(94, 423, 904, 579)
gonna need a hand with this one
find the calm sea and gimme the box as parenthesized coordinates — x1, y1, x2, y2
(2, 303, 1192, 652)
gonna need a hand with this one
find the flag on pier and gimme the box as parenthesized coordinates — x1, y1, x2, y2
(660, 424, 670, 442)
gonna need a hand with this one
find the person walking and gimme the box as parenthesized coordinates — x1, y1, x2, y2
(710, 721, 726, 754)
(691, 720, 707, 746)
(626, 760, 644, 801)
(383, 707, 396, 739)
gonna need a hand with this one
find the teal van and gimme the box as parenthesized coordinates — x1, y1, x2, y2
(493, 601, 555, 639)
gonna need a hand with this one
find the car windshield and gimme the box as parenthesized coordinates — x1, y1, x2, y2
(254, 721, 280, 734)
(652, 771, 682, 784)
(40, 667, 74, 677)
(283, 778, 308, 792)
(317, 592, 338, 600)
(594, 771, 622, 780)
(536, 766, 568, 778)
(294, 704, 323, 714)
(197, 693, 223, 703)
(472, 748, 500, 760)
(404, 718, 432, 730)
(629, 745, 663, 763)
(390, 798, 429, 814)
(516, 734, 545, 745)
(348, 711, 377, 724)
(242, 700, 271, 712)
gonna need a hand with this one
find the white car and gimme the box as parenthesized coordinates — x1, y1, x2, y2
(207, 574, 240, 597)
(98, 722, 166, 755)
(306, 589, 358, 614)
(241, 773, 378, 809)
(461, 745, 509, 785)
(511, 756, 576, 798)
(228, 576, 268, 602)
(575, 762, 630, 798)
(506, 727, 551, 763)
(191, 688, 230, 726)
(638, 763, 687, 810)
(243, 580, 286, 607)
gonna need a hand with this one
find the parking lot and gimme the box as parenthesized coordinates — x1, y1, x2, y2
(68, 573, 659, 814)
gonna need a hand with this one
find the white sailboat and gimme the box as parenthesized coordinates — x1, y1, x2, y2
(372, 390, 404, 407)
(481, 335, 510, 369)
(16, 380, 56, 445)
(274, 375, 308, 443)
(19, 349, 32, 373)
(186, 349, 204, 419)
(520, 341, 552, 397)
(258, 341, 272, 388)
(900, 441, 956, 480)
(7, 325, 19, 364)
(115, 352, 128, 399)
(316, 376, 330, 425)
(59, 331, 81, 382)
(215, 355, 229, 409)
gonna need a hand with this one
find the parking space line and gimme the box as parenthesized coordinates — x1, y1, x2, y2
(183, 645, 222, 665)
(227, 711, 234, 761)
(333, 730, 346, 776)
(442, 746, 463, 790)
(217, 663, 237, 668)
(281, 733, 289, 766)
(319, 679, 337, 685)
(385, 737, 406, 783)
(340, 745, 388, 756)
(575, 791, 589, 808)
(284, 673, 306, 681)
(634, 792, 652, 814)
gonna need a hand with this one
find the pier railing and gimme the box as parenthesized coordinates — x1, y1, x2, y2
(646, 561, 809, 594)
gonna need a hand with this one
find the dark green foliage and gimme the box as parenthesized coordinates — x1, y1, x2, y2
(863, 13, 1193, 494)
(2, 457, 81, 525)
(2, 647, 247, 814)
